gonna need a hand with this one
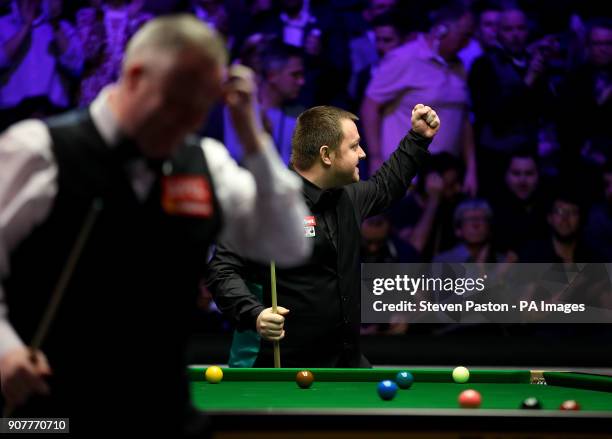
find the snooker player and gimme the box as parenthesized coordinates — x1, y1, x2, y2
(0, 15, 310, 434)
(206, 104, 439, 367)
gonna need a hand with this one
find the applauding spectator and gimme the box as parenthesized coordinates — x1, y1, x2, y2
(0, 0, 83, 129)
(77, 0, 152, 106)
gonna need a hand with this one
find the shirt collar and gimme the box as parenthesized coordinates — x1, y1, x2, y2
(90, 85, 123, 148)
(415, 33, 460, 67)
(90, 85, 149, 165)
(294, 170, 342, 210)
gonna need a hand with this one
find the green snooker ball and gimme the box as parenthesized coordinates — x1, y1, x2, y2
(205, 366, 224, 384)
(396, 371, 414, 389)
(452, 366, 470, 384)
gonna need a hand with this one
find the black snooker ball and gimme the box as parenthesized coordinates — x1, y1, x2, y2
(521, 397, 542, 409)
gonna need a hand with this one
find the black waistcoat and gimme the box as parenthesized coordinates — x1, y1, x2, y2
(4, 110, 222, 429)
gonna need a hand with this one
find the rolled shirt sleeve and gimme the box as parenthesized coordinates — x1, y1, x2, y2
(0, 120, 58, 357)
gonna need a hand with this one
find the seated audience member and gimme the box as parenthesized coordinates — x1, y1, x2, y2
(390, 152, 466, 261)
(0, 0, 84, 129)
(433, 199, 509, 263)
(361, 214, 419, 263)
(518, 191, 599, 263)
(491, 151, 548, 252)
(583, 163, 612, 261)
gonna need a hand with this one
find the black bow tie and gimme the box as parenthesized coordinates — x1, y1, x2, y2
(113, 137, 168, 175)
(114, 136, 141, 162)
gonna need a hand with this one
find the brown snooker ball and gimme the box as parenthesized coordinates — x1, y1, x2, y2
(296, 370, 314, 389)
(560, 400, 580, 410)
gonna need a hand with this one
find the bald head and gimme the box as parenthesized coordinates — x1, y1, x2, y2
(111, 15, 228, 159)
(122, 14, 228, 74)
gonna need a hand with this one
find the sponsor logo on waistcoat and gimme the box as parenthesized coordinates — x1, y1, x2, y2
(162, 175, 213, 218)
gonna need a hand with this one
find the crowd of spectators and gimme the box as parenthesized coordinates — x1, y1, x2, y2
(1, 0, 610, 336)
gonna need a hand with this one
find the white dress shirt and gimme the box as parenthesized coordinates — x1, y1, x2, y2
(0, 86, 311, 356)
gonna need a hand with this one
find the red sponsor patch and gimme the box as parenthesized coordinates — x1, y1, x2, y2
(304, 216, 316, 227)
(304, 215, 316, 237)
(162, 175, 213, 218)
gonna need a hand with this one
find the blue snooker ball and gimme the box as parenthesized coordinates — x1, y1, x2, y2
(396, 371, 414, 389)
(377, 380, 398, 400)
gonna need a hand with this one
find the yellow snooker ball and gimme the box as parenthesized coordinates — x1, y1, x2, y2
(452, 366, 470, 383)
(205, 366, 224, 384)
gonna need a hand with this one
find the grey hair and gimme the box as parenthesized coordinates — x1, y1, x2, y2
(453, 199, 493, 228)
(123, 14, 228, 71)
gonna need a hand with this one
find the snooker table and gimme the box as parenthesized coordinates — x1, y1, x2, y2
(189, 367, 612, 438)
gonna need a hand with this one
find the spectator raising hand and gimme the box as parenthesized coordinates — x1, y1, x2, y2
(0, 0, 84, 130)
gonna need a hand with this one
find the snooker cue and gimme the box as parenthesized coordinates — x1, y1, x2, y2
(2, 198, 103, 418)
(270, 261, 281, 368)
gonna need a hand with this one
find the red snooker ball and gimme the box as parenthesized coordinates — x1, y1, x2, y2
(560, 400, 580, 410)
(458, 389, 482, 408)
(296, 370, 314, 389)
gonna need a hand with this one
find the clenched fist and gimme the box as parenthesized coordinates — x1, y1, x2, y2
(223, 64, 265, 154)
(411, 104, 440, 138)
